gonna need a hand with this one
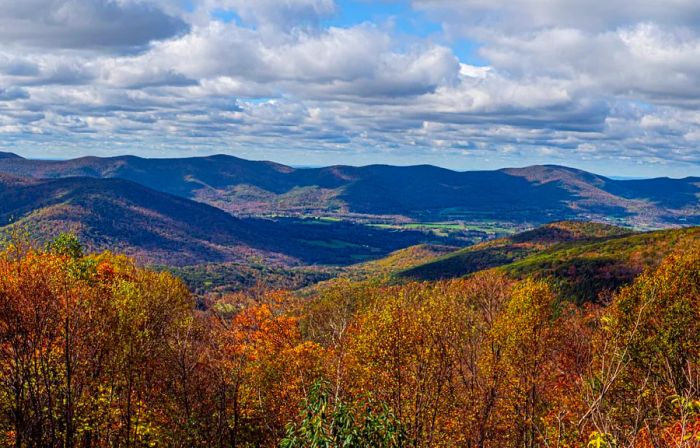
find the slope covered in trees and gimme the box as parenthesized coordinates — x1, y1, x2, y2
(0, 174, 267, 265)
(400, 222, 699, 302)
(0, 175, 470, 266)
(1, 231, 699, 447)
(400, 221, 632, 281)
(0, 152, 698, 228)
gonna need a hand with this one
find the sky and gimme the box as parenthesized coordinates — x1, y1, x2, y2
(1, 1, 700, 177)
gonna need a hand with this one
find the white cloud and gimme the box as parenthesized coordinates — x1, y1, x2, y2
(0, 0, 698, 176)
(100, 21, 459, 99)
(476, 23, 700, 107)
(414, 0, 700, 33)
(0, 0, 188, 50)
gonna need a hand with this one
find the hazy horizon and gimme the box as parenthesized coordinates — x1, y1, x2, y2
(2, 148, 685, 180)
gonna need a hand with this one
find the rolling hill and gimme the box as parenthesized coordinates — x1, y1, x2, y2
(399, 221, 633, 281)
(0, 174, 467, 266)
(0, 174, 276, 266)
(0, 153, 698, 228)
(399, 221, 700, 302)
(498, 226, 700, 302)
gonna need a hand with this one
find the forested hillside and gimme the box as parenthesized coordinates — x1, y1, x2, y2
(1, 230, 699, 447)
(1, 153, 698, 228)
(0, 174, 470, 266)
(400, 221, 633, 281)
(400, 222, 700, 301)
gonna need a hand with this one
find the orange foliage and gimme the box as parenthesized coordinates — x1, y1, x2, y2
(1, 235, 698, 447)
(636, 417, 700, 447)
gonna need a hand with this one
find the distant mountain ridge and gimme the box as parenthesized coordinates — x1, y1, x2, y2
(0, 152, 698, 228)
(0, 173, 467, 266)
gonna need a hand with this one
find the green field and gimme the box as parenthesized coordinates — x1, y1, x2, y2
(368, 220, 520, 237)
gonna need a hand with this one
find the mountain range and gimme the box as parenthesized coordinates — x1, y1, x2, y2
(0, 172, 464, 266)
(0, 151, 698, 267)
(0, 152, 697, 228)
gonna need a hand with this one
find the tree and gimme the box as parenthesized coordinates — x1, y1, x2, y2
(582, 247, 700, 447)
(45, 232, 84, 259)
(0, 236, 195, 446)
(280, 379, 409, 448)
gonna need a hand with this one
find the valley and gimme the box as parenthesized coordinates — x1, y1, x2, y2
(0, 152, 698, 296)
(0, 152, 697, 231)
(1, 154, 699, 447)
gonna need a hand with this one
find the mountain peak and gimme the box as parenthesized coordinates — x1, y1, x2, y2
(502, 164, 609, 186)
(0, 152, 23, 160)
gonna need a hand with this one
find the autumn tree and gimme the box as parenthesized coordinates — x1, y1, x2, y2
(0, 235, 194, 447)
(582, 247, 700, 447)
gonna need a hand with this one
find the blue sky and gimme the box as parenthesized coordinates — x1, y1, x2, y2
(0, 0, 700, 177)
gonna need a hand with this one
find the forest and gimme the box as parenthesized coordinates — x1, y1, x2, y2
(0, 231, 699, 447)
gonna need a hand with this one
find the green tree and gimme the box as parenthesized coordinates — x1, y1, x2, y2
(280, 379, 409, 448)
(46, 232, 84, 259)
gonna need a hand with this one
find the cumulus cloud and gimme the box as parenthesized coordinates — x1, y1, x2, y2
(475, 24, 700, 107)
(0, 87, 29, 101)
(414, 0, 700, 33)
(101, 21, 460, 98)
(0, 0, 188, 50)
(0, 0, 697, 176)
(416, 0, 700, 109)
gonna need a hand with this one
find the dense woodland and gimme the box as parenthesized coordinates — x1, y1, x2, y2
(2, 153, 699, 230)
(1, 230, 699, 447)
